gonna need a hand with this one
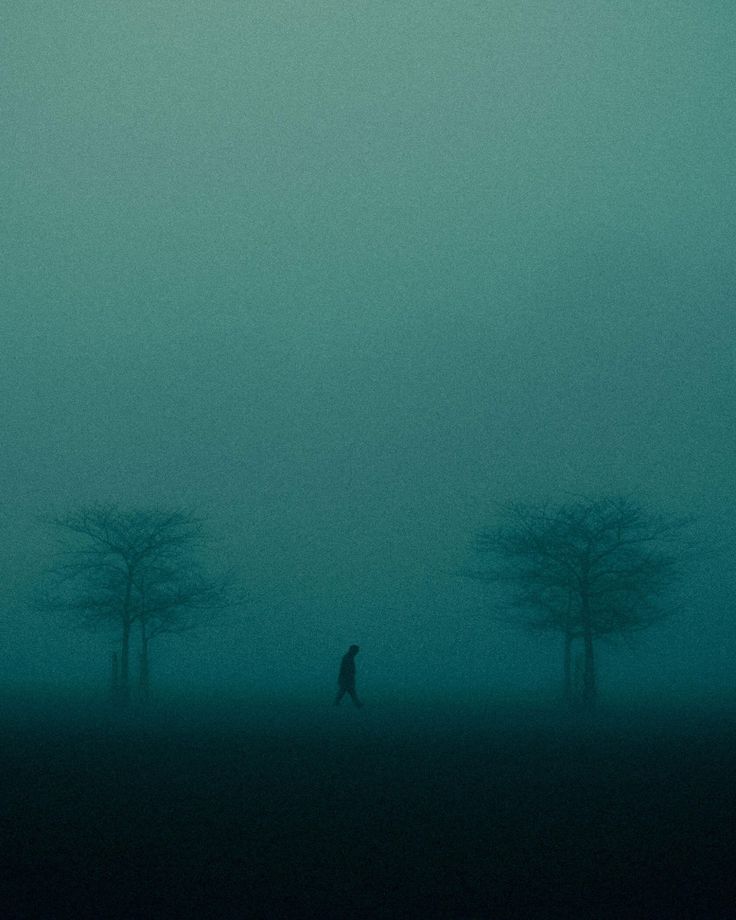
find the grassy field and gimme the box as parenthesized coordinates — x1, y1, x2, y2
(1, 694, 735, 918)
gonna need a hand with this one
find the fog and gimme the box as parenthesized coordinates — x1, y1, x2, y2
(2, 1, 734, 707)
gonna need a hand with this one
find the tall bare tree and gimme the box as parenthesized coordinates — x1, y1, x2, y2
(134, 560, 230, 701)
(467, 496, 686, 707)
(42, 505, 231, 703)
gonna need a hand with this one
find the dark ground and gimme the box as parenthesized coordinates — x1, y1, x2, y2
(1, 693, 735, 919)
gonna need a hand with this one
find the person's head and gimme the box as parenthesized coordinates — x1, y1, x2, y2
(348, 644, 360, 656)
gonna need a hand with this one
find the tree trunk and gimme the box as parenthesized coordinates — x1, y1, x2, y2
(139, 631, 150, 703)
(109, 652, 120, 703)
(563, 631, 573, 704)
(120, 619, 131, 704)
(580, 590, 596, 707)
(119, 573, 134, 705)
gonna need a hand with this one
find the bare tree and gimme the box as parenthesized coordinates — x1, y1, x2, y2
(466, 496, 686, 707)
(41, 505, 231, 704)
(134, 560, 231, 702)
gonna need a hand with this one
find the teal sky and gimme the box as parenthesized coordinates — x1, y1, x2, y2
(2, 1, 735, 703)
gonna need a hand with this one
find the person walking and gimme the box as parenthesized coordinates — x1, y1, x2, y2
(335, 644, 363, 708)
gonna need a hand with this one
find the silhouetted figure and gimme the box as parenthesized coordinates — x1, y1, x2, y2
(335, 644, 363, 708)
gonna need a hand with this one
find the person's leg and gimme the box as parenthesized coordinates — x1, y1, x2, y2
(348, 688, 364, 709)
(335, 688, 346, 705)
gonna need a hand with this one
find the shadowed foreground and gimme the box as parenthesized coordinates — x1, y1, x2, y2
(1, 696, 735, 918)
